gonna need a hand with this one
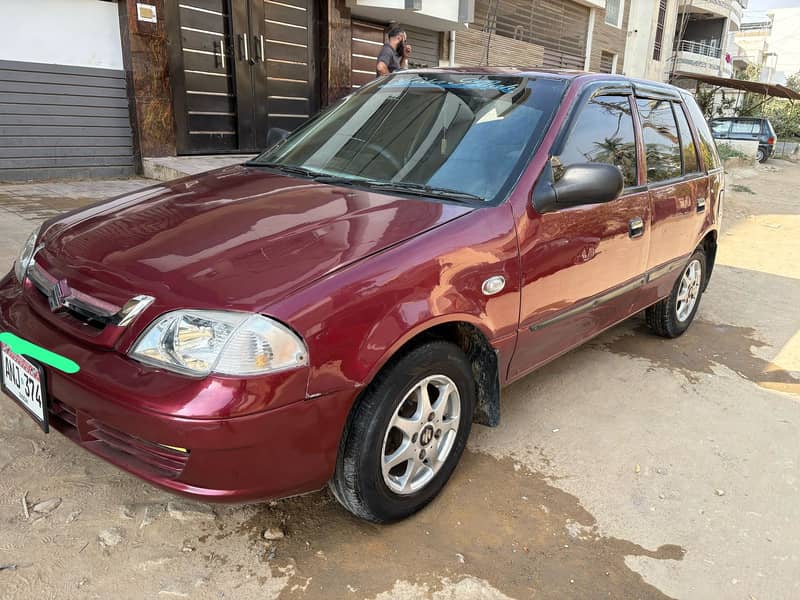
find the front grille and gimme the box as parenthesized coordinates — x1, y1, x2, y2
(27, 262, 118, 329)
(86, 419, 190, 480)
(49, 399, 77, 430)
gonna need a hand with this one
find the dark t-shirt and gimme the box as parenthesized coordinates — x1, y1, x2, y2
(376, 43, 402, 76)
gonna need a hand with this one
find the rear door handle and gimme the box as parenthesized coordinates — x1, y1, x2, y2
(629, 217, 644, 238)
(696, 197, 706, 213)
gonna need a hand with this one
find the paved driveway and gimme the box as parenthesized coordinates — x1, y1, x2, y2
(0, 164, 798, 599)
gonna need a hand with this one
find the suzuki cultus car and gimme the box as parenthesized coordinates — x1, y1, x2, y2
(1, 69, 722, 522)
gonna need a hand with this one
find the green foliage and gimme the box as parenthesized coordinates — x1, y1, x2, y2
(695, 87, 715, 119)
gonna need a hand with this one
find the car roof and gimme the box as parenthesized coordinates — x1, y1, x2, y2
(709, 116, 768, 121)
(404, 67, 688, 99)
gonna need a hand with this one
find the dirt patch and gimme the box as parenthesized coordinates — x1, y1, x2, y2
(597, 319, 800, 394)
(215, 452, 684, 600)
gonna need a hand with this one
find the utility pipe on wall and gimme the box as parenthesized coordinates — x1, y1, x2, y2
(449, 30, 456, 66)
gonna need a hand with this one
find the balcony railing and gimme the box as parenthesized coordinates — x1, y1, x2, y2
(676, 40, 722, 58)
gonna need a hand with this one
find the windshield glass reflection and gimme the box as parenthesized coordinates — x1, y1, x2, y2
(252, 73, 566, 203)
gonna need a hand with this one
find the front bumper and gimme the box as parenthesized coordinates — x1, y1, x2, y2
(0, 274, 354, 502)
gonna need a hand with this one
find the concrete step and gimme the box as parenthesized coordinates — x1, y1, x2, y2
(143, 155, 256, 182)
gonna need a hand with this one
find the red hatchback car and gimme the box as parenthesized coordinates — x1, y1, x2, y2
(1, 69, 722, 522)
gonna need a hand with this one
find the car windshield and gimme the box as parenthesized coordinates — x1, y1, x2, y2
(250, 72, 567, 203)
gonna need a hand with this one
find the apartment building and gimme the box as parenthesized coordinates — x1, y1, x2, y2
(452, 0, 630, 75)
(670, 0, 747, 82)
(623, 0, 680, 81)
(735, 8, 800, 85)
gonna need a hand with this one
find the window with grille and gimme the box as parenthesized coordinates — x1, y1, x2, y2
(599, 51, 616, 73)
(605, 0, 623, 28)
(653, 0, 668, 60)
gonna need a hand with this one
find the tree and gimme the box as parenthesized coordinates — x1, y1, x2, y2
(763, 71, 800, 139)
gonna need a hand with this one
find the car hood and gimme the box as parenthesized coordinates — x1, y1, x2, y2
(36, 165, 472, 315)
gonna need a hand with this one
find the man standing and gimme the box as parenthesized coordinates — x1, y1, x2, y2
(376, 26, 412, 77)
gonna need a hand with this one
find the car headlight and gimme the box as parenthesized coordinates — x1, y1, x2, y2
(130, 310, 308, 377)
(14, 225, 41, 284)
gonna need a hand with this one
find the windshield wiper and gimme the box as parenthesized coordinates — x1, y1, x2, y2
(362, 181, 485, 203)
(247, 163, 364, 187)
(246, 161, 325, 179)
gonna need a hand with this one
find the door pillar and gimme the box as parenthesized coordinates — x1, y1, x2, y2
(118, 0, 177, 163)
(321, 0, 352, 105)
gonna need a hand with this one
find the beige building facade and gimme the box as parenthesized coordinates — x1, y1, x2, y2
(623, 0, 680, 81)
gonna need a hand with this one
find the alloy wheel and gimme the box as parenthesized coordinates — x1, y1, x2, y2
(676, 259, 702, 322)
(381, 374, 461, 495)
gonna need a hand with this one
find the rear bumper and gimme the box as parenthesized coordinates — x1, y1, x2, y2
(0, 273, 355, 502)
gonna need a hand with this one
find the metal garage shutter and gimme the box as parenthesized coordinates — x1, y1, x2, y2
(351, 20, 385, 89)
(0, 60, 135, 182)
(405, 25, 441, 68)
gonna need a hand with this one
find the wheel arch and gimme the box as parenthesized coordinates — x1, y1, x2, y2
(700, 229, 718, 289)
(356, 318, 502, 429)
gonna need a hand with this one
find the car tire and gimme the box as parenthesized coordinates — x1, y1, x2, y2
(646, 249, 706, 339)
(757, 148, 767, 163)
(330, 340, 475, 523)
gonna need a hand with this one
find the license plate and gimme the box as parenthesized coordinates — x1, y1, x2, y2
(1, 342, 48, 432)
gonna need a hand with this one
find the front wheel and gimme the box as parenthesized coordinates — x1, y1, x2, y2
(330, 340, 475, 522)
(646, 249, 706, 338)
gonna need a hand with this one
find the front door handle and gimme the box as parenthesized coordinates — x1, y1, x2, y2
(238, 33, 250, 63)
(628, 217, 644, 238)
(254, 34, 264, 63)
(696, 197, 706, 213)
(214, 40, 226, 70)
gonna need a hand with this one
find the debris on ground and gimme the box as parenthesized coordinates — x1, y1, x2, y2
(98, 528, 125, 547)
(166, 501, 215, 522)
(32, 498, 62, 514)
(263, 527, 285, 540)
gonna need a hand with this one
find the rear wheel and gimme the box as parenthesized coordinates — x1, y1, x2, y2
(757, 147, 767, 163)
(330, 340, 475, 523)
(646, 249, 706, 338)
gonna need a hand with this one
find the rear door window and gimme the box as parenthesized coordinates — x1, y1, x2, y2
(731, 119, 759, 136)
(683, 96, 721, 170)
(673, 103, 700, 174)
(555, 95, 638, 187)
(636, 98, 682, 183)
(709, 120, 731, 136)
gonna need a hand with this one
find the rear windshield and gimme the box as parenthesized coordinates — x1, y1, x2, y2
(683, 94, 721, 170)
(252, 73, 567, 204)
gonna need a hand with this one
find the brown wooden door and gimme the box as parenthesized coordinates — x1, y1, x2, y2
(168, 0, 318, 155)
(257, 0, 319, 138)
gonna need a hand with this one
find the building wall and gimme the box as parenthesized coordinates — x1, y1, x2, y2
(766, 8, 800, 83)
(623, 0, 679, 81)
(466, 0, 590, 69)
(589, 0, 631, 73)
(0, 0, 136, 182)
(0, 0, 123, 70)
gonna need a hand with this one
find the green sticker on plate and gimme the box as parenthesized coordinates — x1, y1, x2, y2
(0, 332, 80, 374)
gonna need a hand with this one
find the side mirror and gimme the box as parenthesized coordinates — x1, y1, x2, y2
(533, 161, 624, 213)
(265, 127, 289, 150)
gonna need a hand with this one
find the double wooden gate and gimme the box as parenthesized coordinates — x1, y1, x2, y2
(167, 0, 319, 154)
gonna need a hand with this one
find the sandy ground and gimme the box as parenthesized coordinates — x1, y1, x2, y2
(0, 162, 798, 600)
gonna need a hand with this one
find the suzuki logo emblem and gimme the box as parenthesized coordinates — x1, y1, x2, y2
(48, 279, 71, 312)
